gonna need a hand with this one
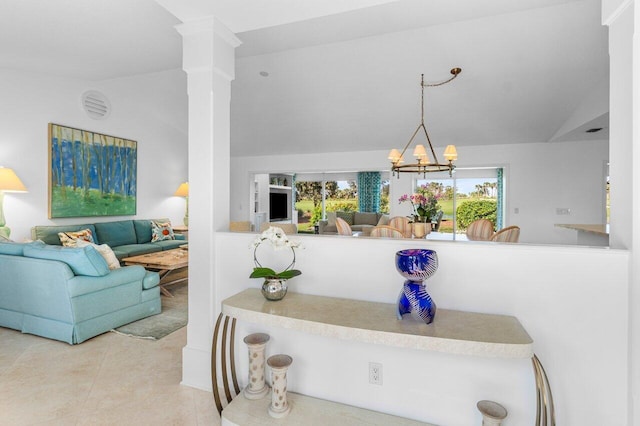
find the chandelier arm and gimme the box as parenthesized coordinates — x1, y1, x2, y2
(420, 123, 441, 164)
(397, 124, 423, 163)
(423, 68, 462, 88)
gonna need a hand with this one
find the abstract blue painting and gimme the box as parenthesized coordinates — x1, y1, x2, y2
(49, 123, 137, 218)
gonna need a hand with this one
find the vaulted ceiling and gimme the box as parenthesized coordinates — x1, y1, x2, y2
(1, 0, 608, 157)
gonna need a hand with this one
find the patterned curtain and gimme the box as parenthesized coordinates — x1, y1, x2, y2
(496, 168, 504, 229)
(357, 171, 381, 213)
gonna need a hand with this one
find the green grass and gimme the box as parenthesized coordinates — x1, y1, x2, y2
(50, 186, 136, 217)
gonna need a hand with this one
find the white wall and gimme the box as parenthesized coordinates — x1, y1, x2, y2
(186, 232, 629, 425)
(230, 138, 608, 245)
(0, 68, 188, 241)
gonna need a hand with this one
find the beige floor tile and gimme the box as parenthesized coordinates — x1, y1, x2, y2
(0, 320, 211, 426)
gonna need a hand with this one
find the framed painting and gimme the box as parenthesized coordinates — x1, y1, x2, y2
(48, 123, 137, 218)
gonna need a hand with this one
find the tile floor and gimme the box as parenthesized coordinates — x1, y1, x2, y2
(0, 325, 220, 425)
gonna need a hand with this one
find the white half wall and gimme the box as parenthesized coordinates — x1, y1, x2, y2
(0, 68, 188, 241)
(183, 231, 629, 425)
(230, 138, 608, 245)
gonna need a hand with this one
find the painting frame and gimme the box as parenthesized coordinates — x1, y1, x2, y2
(48, 123, 137, 218)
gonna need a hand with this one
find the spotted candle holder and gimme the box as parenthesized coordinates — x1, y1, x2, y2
(267, 354, 293, 418)
(477, 400, 508, 426)
(243, 333, 270, 400)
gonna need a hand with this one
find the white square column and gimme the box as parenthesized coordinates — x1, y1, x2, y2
(176, 17, 241, 390)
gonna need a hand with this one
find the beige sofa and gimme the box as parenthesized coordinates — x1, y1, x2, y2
(319, 211, 389, 236)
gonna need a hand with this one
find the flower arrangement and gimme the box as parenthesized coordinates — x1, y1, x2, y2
(249, 226, 302, 280)
(398, 184, 441, 222)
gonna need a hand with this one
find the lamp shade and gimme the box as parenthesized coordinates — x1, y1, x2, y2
(174, 182, 189, 197)
(0, 167, 27, 192)
(443, 145, 458, 161)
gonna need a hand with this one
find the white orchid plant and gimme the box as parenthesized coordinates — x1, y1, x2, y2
(250, 226, 303, 280)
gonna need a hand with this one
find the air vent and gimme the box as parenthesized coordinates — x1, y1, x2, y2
(81, 90, 111, 120)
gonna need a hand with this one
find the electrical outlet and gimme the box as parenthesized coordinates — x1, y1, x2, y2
(369, 362, 382, 385)
(556, 208, 571, 215)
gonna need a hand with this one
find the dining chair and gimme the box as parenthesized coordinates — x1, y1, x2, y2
(490, 225, 520, 243)
(369, 225, 405, 239)
(388, 216, 412, 238)
(466, 219, 495, 241)
(335, 217, 353, 236)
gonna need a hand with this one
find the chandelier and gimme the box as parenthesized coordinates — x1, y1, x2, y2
(388, 68, 461, 177)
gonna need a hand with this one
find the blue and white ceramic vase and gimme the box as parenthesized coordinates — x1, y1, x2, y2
(395, 249, 439, 324)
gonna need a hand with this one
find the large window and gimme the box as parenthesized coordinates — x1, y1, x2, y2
(417, 168, 503, 240)
(294, 172, 388, 233)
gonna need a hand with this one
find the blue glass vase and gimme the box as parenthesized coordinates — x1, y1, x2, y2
(395, 249, 439, 324)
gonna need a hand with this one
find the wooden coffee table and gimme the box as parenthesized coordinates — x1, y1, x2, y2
(123, 247, 188, 297)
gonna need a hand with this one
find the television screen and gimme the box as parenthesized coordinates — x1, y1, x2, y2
(269, 192, 289, 220)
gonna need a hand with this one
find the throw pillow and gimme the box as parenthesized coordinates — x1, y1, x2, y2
(75, 239, 121, 270)
(377, 214, 390, 226)
(336, 211, 354, 226)
(59, 229, 95, 247)
(151, 221, 175, 242)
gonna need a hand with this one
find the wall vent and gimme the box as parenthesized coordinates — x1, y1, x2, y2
(81, 90, 111, 120)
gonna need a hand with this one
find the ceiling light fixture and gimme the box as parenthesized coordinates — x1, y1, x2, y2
(388, 68, 461, 177)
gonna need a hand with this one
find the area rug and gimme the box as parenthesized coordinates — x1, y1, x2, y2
(112, 282, 188, 340)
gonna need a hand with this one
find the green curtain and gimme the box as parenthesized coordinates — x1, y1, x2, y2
(496, 168, 504, 229)
(357, 172, 381, 213)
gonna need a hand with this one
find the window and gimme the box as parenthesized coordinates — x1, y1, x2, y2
(417, 167, 503, 240)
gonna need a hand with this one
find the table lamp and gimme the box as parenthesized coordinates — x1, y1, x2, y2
(174, 182, 189, 226)
(0, 167, 27, 239)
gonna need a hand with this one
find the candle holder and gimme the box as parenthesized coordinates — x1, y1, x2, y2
(243, 333, 270, 400)
(477, 400, 508, 426)
(267, 354, 293, 418)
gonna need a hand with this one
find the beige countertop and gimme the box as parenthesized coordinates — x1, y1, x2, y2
(222, 289, 533, 359)
(555, 223, 609, 235)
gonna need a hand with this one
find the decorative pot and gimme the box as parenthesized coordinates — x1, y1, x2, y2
(395, 249, 439, 324)
(261, 278, 288, 301)
(267, 354, 293, 418)
(412, 222, 430, 238)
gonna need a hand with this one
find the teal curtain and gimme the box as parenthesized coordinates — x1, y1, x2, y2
(357, 172, 381, 212)
(291, 174, 297, 214)
(496, 168, 504, 229)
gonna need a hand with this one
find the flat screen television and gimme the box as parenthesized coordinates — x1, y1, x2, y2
(269, 192, 289, 220)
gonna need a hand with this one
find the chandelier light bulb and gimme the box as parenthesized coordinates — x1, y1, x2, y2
(444, 145, 458, 162)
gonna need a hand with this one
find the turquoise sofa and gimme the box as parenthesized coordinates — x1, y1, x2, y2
(31, 219, 186, 260)
(0, 241, 161, 344)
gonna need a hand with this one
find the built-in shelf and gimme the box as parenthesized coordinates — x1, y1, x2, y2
(222, 392, 432, 426)
(222, 289, 533, 359)
(268, 184, 292, 190)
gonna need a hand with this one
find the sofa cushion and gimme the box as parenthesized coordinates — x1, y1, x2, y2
(150, 240, 186, 251)
(336, 211, 354, 226)
(112, 244, 159, 260)
(94, 221, 137, 247)
(75, 240, 121, 270)
(133, 220, 153, 243)
(142, 271, 160, 290)
(326, 211, 336, 227)
(32, 224, 98, 245)
(58, 228, 95, 247)
(0, 241, 27, 256)
(23, 244, 110, 277)
(151, 221, 175, 242)
(354, 212, 379, 226)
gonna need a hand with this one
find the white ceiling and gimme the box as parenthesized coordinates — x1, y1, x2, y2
(231, 0, 609, 156)
(0, 0, 609, 157)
